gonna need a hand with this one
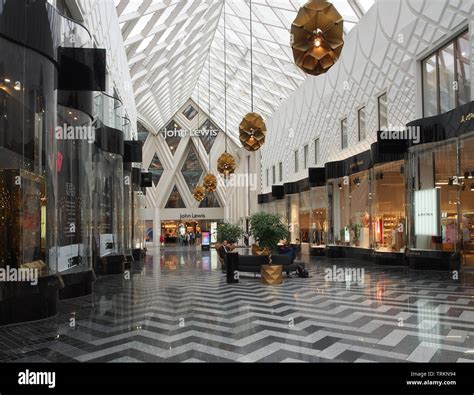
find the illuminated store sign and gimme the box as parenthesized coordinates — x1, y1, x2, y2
(414, 189, 440, 236)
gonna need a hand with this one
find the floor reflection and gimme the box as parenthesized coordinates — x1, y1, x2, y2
(0, 248, 474, 362)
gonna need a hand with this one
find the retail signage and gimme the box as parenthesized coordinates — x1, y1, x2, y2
(179, 213, 206, 220)
(414, 189, 440, 236)
(161, 127, 218, 139)
(202, 232, 210, 246)
(160, 208, 224, 221)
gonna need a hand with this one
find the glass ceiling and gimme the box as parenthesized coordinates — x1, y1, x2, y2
(115, 0, 375, 139)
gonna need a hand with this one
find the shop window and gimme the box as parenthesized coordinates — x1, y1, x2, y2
(181, 147, 203, 193)
(372, 161, 406, 252)
(358, 107, 366, 141)
(408, 141, 458, 252)
(422, 30, 470, 117)
(149, 153, 164, 187)
(310, 186, 327, 248)
(314, 138, 320, 164)
(272, 165, 276, 185)
(299, 191, 310, 244)
(460, 133, 474, 267)
(294, 150, 299, 172)
(165, 185, 186, 209)
(341, 118, 348, 149)
(279, 162, 283, 182)
(329, 171, 370, 248)
(378, 93, 388, 130)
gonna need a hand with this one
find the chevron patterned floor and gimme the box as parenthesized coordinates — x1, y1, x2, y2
(1, 247, 474, 363)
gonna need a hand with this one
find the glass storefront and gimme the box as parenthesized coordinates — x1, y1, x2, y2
(407, 131, 474, 267)
(371, 160, 407, 252)
(310, 186, 327, 249)
(0, 3, 59, 277)
(287, 194, 300, 244)
(328, 170, 371, 248)
(92, 93, 125, 269)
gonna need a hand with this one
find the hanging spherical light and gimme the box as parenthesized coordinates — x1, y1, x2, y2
(203, 173, 218, 193)
(291, 0, 344, 76)
(239, 112, 266, 152)
(193, 185, 206, 202)
(217, 152, 236, 177)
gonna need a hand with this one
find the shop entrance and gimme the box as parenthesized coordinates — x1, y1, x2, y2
(161, 220, 220, 245)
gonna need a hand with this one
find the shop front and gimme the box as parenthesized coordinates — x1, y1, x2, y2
(309, 168, 327, 256)
(326, 151, 373, 261)
(370, 145, 407, 265)
(155, 208, 225, 246)
(404, 101, 474, 270)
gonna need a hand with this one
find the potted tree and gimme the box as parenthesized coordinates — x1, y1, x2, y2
(249, 212, 289, 256)
(215, 223, 244, 258)
(249, 212, 289, 285)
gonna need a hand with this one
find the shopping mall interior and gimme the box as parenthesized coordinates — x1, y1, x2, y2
(0, 0, 473, 365)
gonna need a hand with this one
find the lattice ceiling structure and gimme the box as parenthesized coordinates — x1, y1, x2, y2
(115, 0, 375, 140)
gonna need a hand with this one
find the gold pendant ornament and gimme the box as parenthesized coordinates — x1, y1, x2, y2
(239, 112, 266, 152)
(217, 152, 237, 177)
(203, 173, 218, 193)
(193, 185, 206, 202)
(291, 0, 344, 76)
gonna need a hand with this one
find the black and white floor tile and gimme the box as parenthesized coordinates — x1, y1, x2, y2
(1, 247, 474, 363)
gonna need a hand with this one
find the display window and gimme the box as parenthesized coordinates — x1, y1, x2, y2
(0, 32, 58, 277)
(299, 191, 310, 244)
(310, 186, 327, 248)
(460, 133, 474, 267)
(132, 191, 146, 250)
(287, 194, 300, 244)
(372, 160, 406, 252)
(407, 139, 458, 253)
(328, 170, 371, 248)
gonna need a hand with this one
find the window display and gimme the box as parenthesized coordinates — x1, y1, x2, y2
(287, 194, 300, 244)
(310, 186, 327, 248)
(299, 191, 310, 244)
(459, 133, 474, 267)
(407, 140, 458, 253)
(372, 160, 406, 252)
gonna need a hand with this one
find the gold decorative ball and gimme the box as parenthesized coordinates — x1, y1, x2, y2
(193, 185, 206, 202)
(291, 0, 344, 76)
(239, 112, 266, 152)
(203, 173, 218, 193)
(217, 152, 237, 176)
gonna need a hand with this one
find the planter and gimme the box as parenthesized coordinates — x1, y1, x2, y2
(251, 244, 271, 256)
(261, 264, 283, 285)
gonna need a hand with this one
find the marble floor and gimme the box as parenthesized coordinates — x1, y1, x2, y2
(1, 247, 474, 363)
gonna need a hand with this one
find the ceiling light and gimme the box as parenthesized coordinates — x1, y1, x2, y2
(4, 78, 10, 83)
(291, 0, 344, 76)
(193, 185, 206, 202)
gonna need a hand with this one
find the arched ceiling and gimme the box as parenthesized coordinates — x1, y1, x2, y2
(115, 0, 375, 138)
